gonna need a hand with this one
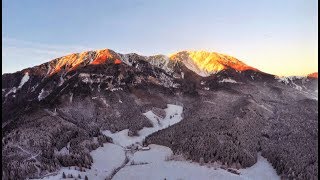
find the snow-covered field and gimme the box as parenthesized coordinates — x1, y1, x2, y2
(37, 104, 183, 180)
(37, 104, 280, 180)
(37, 143, 125, 180)
(114, 145, 279, 180)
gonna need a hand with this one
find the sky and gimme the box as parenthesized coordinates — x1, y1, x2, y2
(2, 0, 318, 76)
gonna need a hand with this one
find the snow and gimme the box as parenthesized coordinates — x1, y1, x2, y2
(276, 76, 306, 91)
(109, 87, 123, 92)
(38, 89, 50, 101)
(276, 76, 304, 85)
(118, 53, 132, 66)
(219, 78, 237, 83)
(277, 76, 290, 84)
(146, 55, 172, 73)
(38, 143, 125, 180)
(103, 104, 183, 147)
(18, 72, 30, 88)
(114, 146, 280, 180)
(103, 129, 140, 147)
(182, 57, 211, 77)
(31, 84, 39, 92)
(239, 153, 280, 180)
(5, 87, 17, 97)
(89, 143, 126, 178)
(159, 73, 180, 88)
(131, 144, 172, 164)
(54, 143, 70, 156)
(54, 146, 69, 156)
(249, 100, 274, 114)
(79, 73, 92, 84)
(204, 100, 216, 105)
(39, 103, 279, 180)
(293, 84, 302, 91)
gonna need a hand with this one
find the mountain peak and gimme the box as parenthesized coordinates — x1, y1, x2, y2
(48, 49, 122, 75)
(169, 50, 258, 76)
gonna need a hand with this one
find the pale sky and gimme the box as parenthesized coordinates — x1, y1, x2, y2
(2, 0, 318, 76)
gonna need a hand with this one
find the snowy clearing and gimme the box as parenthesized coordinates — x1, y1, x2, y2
(131, 144, 172, 164)
(38, 143, 125, 180)
(114, 145, 280, 180)
(103, 104, 183, 147)
(239, 153, 280, 179)
(37, 104, 279, 180)
(39, 104, 183, 180)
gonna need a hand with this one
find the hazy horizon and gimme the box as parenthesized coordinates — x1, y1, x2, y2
(2, 0, 318, 76)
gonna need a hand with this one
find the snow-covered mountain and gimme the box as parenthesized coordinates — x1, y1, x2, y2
(170, 51, 258, 76)
(2, 49, 318, 180)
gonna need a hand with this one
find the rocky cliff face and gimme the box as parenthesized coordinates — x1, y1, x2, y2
(2, 49, 318, 179)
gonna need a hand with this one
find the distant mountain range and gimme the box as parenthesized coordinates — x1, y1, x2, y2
(2, 49, 318, 180)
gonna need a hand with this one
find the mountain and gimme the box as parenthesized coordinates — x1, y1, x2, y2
(2, 49, 318, 180)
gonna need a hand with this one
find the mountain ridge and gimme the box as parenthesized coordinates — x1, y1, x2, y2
(4, 48, 258, 76)
(3, 48, 317, 79)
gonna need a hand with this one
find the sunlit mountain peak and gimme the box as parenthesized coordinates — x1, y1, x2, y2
(169, 50, 258, 76)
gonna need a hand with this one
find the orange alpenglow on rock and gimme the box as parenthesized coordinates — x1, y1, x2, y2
(114, 59, 122, 64)
(91, 49, 114, 65)
(48, 49, 122, 76)
(307, 72, 318, 78)
(49, 51, 92, 75)
(169, 51, 258, 76)
(50, 53, 79, 75)
(47, 49, 258, 77)
(68, 51, 90, 71)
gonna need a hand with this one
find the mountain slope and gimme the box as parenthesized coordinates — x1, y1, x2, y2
(2, 48, 318, 180)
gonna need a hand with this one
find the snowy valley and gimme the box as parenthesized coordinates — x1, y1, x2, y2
(37, 104, 279, 180)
